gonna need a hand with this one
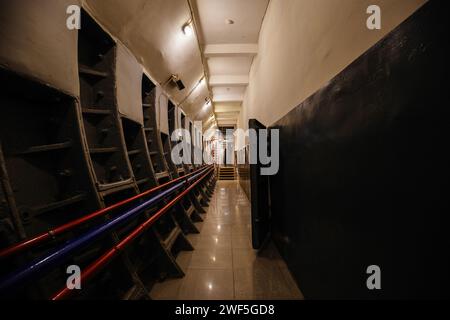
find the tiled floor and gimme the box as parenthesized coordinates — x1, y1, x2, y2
(150, 180, 304, 300)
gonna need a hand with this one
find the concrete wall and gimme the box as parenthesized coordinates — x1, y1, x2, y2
(239, 0, 427, 129)
(0, 0, 80, 96)
(0, 0, 210, 122)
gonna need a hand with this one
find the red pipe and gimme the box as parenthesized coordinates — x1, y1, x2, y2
(51, 168, 214, 300)
(0, 166, 212, 259)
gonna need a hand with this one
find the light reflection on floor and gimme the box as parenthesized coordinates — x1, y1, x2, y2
(150, 181, 304, 300)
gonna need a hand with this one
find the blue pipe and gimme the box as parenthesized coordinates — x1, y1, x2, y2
(0, 168, 210, 292)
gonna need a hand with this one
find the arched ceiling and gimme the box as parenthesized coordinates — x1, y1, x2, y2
(84, 0, 212, 122)
(83, 0, 269, 127)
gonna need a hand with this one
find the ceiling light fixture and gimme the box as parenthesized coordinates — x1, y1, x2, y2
(170, 74, 185, 91)
(182, 19, 193, 36)
(203, 98, 212, 111)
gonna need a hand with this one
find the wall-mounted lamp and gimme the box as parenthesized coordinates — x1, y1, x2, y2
(182, 19, 194, 36)
(170, 74, 185, 91)
(202, 98, 212, 111)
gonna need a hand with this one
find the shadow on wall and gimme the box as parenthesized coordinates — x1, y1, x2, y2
(270, 0, 450, 299)
(237, 146, 251, 200)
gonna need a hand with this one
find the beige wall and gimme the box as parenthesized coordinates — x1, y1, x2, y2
(84, 0, 210, 120)
(239, 0, 427, 131)
(0, 1, 211, 122)
(0, 0, 80, 96)
(116, 43, 144, 124)
(155, 86, 170, 135)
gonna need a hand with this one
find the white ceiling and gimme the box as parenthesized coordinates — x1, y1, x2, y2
(213, 86, 247, 95)
(213, 86, 246, 102)
(84, 0, 212, 122)
(192, 0, 269, 127)
(195, 0, 269, 44)
(207, 56, 253, 76)
(84, 0, 269, 128)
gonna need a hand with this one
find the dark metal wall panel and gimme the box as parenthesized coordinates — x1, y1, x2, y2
(237, 146, 251, 200)
(270, 0, 450, 299)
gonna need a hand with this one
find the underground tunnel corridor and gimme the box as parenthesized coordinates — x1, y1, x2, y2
(0, 0, 449, 310)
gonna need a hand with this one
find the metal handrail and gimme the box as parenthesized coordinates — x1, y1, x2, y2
(0, 165, 212, 259)
(52, 167, 214, 300)
(0, 168, 213, 293)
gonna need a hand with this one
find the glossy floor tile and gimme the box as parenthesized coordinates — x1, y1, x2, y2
(178, 269, 235, 300)
(189, 247, 233, 269)
(150, 180, 304, 300)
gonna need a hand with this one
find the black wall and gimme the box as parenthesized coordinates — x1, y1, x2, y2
(270, 0, 450, 299)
